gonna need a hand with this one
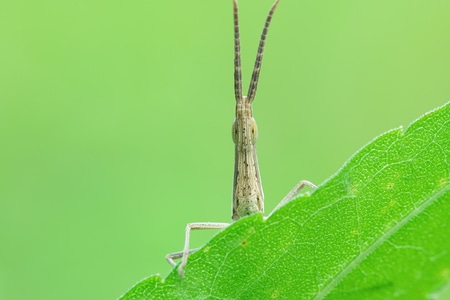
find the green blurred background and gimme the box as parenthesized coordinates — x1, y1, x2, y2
(0, 0, 449, 299)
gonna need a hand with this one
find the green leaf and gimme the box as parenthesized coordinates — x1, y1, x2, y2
(119, 102, 450, 300)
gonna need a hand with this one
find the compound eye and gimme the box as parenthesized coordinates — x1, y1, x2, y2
(232, 121, 238, 144)
(250, 119, 258, 144)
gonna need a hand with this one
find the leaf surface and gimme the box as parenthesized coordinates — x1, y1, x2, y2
(119, 102, 450, 299)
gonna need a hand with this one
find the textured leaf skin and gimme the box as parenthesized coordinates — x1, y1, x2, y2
(119, 102, 450, 300)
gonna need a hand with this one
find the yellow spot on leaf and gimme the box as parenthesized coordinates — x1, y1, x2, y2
(247, 227, 256, 235)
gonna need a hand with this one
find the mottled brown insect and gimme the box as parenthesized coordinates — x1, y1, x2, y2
(166, 0, 316, 277)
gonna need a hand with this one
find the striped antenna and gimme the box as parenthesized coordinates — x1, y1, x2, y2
(247, 0, 280, 102)
(233, 0, 242, 102)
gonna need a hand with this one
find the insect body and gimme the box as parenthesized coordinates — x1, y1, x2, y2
(232, 95, 264, 220)
(166, 0, 316, 277)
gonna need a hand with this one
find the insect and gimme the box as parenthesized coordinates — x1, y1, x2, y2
(166, 0, 316, 277)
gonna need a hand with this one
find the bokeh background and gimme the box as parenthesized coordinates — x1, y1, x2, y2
(1, 0, 449, 299)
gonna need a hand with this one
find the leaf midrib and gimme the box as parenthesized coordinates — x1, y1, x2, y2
(314, 182, 450, 300)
